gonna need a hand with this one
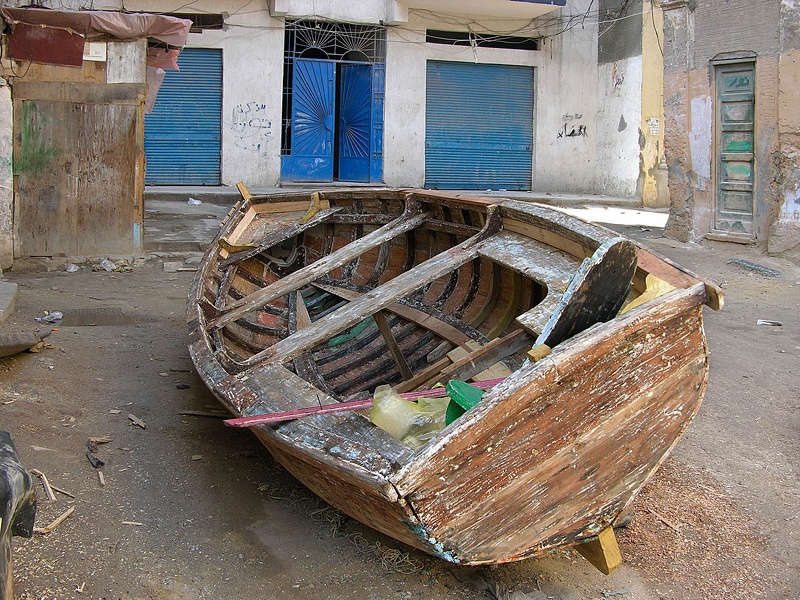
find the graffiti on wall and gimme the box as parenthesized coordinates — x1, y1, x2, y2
(611, 62, 624, 88)
(558, 114, 587, 139)
(232, 102, 273, 154)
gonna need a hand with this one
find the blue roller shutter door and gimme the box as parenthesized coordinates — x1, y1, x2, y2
(145, 48, 222, 185)
(425, 61, 534, 190)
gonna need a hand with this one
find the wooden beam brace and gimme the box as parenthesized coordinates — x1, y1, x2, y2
(432, 329, 532, 385)
(207, 195, 428, 331)
(311, 282, 471, 345)
(237, 206, 502, 368)
(373, 311, 413, 380)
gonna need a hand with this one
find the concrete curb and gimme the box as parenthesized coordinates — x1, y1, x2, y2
(0, 280, 18, 323)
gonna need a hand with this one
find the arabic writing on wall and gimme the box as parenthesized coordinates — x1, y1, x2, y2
(232, 102, 273, 154)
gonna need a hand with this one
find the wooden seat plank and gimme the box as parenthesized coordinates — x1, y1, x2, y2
(477, 230, 580, 287)
(536, 238, 638, 348)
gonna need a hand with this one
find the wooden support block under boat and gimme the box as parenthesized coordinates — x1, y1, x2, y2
(575, 527, 622, 575)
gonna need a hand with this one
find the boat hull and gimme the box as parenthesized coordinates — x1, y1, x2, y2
(187, 188, 720, 565)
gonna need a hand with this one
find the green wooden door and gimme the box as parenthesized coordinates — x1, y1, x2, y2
(715, 63, 755, 235)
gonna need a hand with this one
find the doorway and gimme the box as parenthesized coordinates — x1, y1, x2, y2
(280, 21, 385, 184)
(714, 61, 755, 236)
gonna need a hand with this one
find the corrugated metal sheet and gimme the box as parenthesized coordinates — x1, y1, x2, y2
(425, 61, 534, 190)
(145, 48, 222, 185)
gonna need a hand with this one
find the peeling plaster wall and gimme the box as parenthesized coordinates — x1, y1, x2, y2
(639, 1, 668, 208)
(595, 56, 642, 197)
(662, 3, 694, 242)
(385, 5, 602, 193)
(770, 40, 800, 260)
(0, 82, 12, 270)
(184, 13, 284, 187)
(527, 1, 600, 193)
(768, 1, 800, 261)
(662, 0, 786, 249)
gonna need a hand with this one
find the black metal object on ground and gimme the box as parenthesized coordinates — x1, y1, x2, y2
(0, 431, 36, 600)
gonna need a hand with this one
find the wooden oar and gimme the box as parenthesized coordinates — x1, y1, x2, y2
(223, 377, 507, 428)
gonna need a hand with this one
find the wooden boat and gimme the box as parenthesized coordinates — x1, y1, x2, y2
(187, 187, 722, 572)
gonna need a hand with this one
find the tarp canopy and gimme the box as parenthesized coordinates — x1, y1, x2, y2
(0, 7, 191, 69)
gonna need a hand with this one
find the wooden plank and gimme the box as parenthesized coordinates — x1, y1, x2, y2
(536, 238, 638, 348)
(220, 205, 258, 250)
(14, 99, 139, 257)
(446, 343, 511, 382)
(515, 293, 566, 337)
(575, 527, 623, 575)
(12, 81, 147, 104)
(394, 357, 452, 393)
(236, 182, 253, 200)
(295, 291, 312, 329)
(311, 283, 471, 345)
(477, 230, 579, 286)
(503, 218, 591, 260)
(219, 207, 343, 268)
(373, 311, 413, 380)
(251, 199, 332, 216)
(300, 191, 323, 224)
(636, 247, 723, 310)
(290, 291, 339, 399)
(433, 330, 532, 385)
(238, 207, 502, 368)
(500, 200, 620, 256)
(209, 201, 430, 331)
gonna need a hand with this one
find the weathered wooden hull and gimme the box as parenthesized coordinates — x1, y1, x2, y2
(188, 188, 721, 566)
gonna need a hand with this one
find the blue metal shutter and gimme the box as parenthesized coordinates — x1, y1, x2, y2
(145, 48, 222, 185)
(425, 61, 534, 190)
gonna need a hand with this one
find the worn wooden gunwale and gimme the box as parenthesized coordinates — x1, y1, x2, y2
(187, 187, 722, 568)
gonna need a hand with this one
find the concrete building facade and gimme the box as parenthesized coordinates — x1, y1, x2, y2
(106, 0, 654, 196)
(662, 0, 800, 261)
(0, 0, 665, 265)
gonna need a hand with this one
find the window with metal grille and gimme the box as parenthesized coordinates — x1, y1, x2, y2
(426, 30, 539, 51)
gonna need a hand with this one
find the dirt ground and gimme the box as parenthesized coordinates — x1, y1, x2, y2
(0, 224, 798, 600)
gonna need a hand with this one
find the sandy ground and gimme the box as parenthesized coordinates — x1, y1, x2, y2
(0, 224, 798, 600)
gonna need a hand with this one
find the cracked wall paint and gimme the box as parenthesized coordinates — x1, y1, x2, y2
(689, 95, 711, 191)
